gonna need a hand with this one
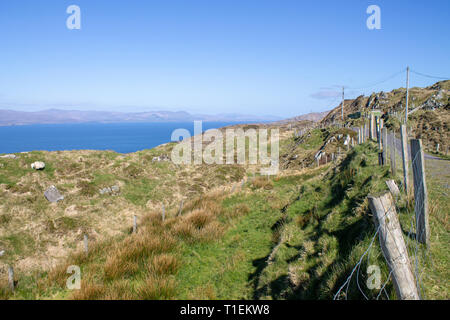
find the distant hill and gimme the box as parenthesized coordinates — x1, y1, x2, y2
(274, 111, 330, 124)
(0, 109, 282, 126)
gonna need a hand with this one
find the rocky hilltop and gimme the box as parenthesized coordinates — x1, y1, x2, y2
(321, 80, 450, 153)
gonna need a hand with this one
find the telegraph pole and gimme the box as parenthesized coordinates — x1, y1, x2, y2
(341, 86, 344, 122)
(405, 66, 410, 125)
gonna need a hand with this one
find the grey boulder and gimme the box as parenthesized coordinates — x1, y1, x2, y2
(44, 185, 64, 203)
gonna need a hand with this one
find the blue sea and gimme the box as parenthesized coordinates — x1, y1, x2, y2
(0, 122, 251, 154)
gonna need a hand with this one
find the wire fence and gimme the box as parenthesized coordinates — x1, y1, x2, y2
(333, 126, 431, 300)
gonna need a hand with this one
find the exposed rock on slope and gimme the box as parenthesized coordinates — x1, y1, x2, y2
(320, 80, 450, 153)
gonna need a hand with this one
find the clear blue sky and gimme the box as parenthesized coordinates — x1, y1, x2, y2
(0, 0, 449, 117)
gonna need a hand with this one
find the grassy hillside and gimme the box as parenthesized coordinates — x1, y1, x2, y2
(0, 106, 448, 300)
(1, 137, 447, 300)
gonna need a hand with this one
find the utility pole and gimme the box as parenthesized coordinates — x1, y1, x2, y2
(405, 66, 410, 125)
(341, 86, 344, 122)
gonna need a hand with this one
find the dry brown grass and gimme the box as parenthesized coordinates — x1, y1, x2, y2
(71, 280, 106, 300)
(109, 231, 177, 267)
(188, 285, 217, 300)
(148, 254, 179, 276)
(230, 203, 250, 217)
(0, 280, 11, 300)
(47, 261, 74, 288)
(180, 189, 225, 215)
(103, 280, 135, 300)
(136, 275, 176, 300)
(6, 174, 252, 300)
(173, 209, 224, 243)
(251, 176, 274, 190)
(104, 259, 139, 281)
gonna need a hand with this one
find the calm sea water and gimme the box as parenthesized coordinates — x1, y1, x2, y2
(0, 122, 251, 154)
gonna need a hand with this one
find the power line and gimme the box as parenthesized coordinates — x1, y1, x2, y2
(348, 68, 406, 91)
(410, 69, 450, 80)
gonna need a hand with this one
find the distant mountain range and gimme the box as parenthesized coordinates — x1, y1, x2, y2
(0, 109, 284, 126)
(275, 111, 330, 123)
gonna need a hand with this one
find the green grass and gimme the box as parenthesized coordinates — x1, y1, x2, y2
(248, 143, 396, 299)
(175, 169, 326, 299)
(1, 133, 447, 300)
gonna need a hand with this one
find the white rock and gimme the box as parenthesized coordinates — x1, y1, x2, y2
(0, 250, 5, 257)
(31, 161, 46, 170)
(0, 154, 17, 159)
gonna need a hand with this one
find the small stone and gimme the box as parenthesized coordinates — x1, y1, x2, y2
(99, 187, 111, 195)
(0, 250, 5, 257)
(44, 185, 64, 203)
(99, 185, 120, 195)
(31, 161, 45, 170)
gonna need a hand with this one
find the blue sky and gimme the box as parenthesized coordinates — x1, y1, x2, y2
(0, 0, 449, 118)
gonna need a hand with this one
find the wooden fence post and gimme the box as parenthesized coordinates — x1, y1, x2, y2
(84, 234, 88, 255)
(382, 127, 387, 166)
(363, 122, 367, 142)
(8, 266, 14, 292)
(386, 180, 400, 197)
(400, 125, 409, 195)
(369, 113, 374, 140)
(360, 127, 363, 144)
(390, 131, 396, 175)
(377, 119, 382, 150)
(375, 116, 380, 143)
(368, 192, 420, 300)
(410, 139, 429, 245)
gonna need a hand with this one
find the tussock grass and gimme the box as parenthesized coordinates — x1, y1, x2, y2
(9, 187, 232, 300)
(148, 254, 180, 276)
(71, 280, 106, 300)
(251, 176, 274, 190)
(137, 276, 176, 300)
